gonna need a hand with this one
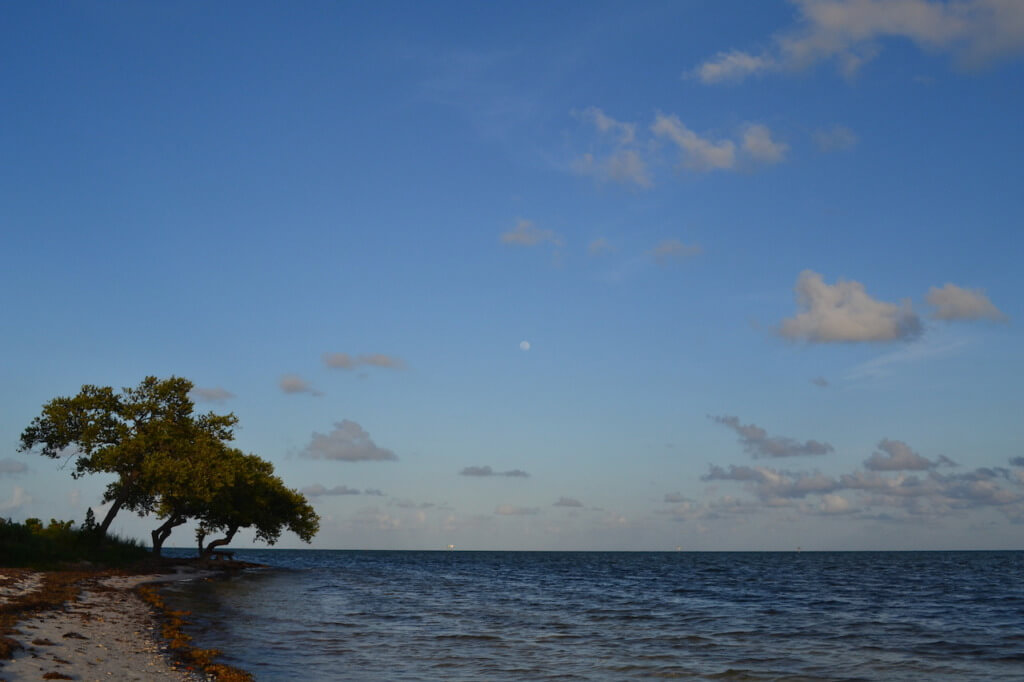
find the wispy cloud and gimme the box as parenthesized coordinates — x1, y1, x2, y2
(651, 113, 736, 171)
(691, 0, 1024, 84)
(460, 465, 530, 478)
(189, 386, 235, 403)
(650, 239, 703, 266)
(303, 484, 365, 496)
(570, 107, 652, 188)
(0, 458, 28, 475)
(779, 270, 922, 343)
(280, 374, 323, 396)
(553, 497, 583, 508)
(927, 283, 1007, 321)
(0, 486, 32, 512)
(495, 504, 540, 516)
(814, 124, 859, 151)
(587, 237, 615, 256)
(500, 219, 564, 247)
(711, 415, 834, 458)
(323, 353, 407, 370)
(301, 420, 398, 462)
(845, 335, 968, 381)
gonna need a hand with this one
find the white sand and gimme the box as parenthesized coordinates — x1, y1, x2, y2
(1, 571, 213, 682)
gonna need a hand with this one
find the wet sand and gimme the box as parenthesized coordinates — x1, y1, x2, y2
(0, 570, 210, 682)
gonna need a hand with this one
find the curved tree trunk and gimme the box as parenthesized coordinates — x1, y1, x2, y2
(150, 515, 185, 557)
(98, 497, 124, 539)
(200, 525, 239, 559)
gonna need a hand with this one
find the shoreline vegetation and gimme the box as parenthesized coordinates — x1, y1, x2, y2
(0, 558, 258, 681)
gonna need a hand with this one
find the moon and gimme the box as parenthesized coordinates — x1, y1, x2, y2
(519, 340, 531, 351)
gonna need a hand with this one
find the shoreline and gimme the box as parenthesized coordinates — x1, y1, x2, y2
(0, 564, 253, 681)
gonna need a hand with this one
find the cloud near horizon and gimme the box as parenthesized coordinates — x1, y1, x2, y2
(864, 438, 956, 471)
(553, 496, 584, 508)
(302, 484, 384, 497)
(0, 486, 32, 512)
(301, 420, 398, 462)
(711, 415, 834, 458)
(460, 465, 530, 478)
(779, 270, 922, 343)
(495, 504, 540, 516)
(0, 458, 28, 475)
(691, 0, 1024, 84)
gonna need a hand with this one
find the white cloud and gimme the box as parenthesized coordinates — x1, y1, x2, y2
(0, 486, 32, 512)
(926, 283, 1007, 321)
(189, 386, 235, 403)
(301, 420, 398, 462)
(691, 50, 776, 83)
(814, 124, 859, 151)
(742, 124, 789, 163)
(0, 458, 28, 475)
(651, 113, 736, 171)
(650, 239, 702, 266)
(780, 270, 922, 343)
(500, 219, 564, 247)
(279, 374, 323, 396)
(692, 0, 1024, 84)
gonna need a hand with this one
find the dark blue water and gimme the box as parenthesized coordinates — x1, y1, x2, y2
(159, 550, 1024, 680)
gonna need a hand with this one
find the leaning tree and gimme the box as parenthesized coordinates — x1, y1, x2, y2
(194, 449, 319, 558)
(18, 376, 238, 538)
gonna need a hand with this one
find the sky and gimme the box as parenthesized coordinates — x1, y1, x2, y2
(2, 0, 1023, 551)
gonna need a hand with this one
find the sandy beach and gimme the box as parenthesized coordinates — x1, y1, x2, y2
(0, 569, 211, 682)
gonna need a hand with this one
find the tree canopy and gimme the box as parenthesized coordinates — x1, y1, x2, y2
(19, 376, 318, 555)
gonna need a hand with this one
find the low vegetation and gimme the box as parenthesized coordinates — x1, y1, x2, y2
(0, 517, 149, 569)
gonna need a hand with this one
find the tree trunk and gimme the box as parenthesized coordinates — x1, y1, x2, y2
(196, 528, 207, 557)
(150, 515, 184, 557)
(200, 525, 239, 558)
(98, 497, 124, 538)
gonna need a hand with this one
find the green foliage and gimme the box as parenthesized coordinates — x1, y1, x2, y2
(82, 507, 97, 533)
(0, 517, 148, 568)
(19, 375, 320, 555)
(193, 450, 319, 555)
(19, 376, 239, 537)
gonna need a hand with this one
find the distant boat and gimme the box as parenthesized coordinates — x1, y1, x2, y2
(447, 544, 455, 551)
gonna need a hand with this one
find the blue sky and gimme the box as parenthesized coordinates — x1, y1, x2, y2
(2, 0, 1022, 551)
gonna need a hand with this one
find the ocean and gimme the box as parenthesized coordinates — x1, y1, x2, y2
(159, 550, 1024, 680)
